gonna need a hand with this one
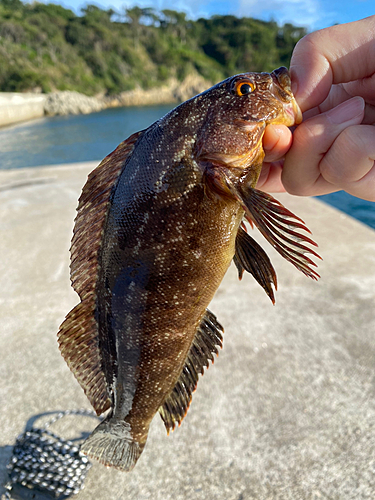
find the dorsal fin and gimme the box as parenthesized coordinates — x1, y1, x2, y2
(159, 309, 223, 434)
(234, 226, 277, 304)
(70, 130, 144, 299)
(57, 130, 144, 415)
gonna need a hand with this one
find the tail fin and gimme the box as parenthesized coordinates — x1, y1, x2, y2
(80, 419, 147, 471)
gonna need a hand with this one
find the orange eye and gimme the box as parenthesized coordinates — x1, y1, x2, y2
(234, 80, 256, 96)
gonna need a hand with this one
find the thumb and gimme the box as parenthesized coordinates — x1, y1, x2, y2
(263, 124, 292, 162)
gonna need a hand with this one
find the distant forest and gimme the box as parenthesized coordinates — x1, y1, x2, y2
(0, 0, 307, 95)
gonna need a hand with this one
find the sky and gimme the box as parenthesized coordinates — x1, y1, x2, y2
(45, 0, 374, 31)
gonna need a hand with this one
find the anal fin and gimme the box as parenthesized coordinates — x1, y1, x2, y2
(234, 226, 277, 304)
(159, 310, 223, 434)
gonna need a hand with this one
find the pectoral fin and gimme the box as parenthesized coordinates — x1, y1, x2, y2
(159, 310, 223, 434)
(238, 186, 321, 280)
(234, 226, 277, 304)
(207, 167, 320, 280)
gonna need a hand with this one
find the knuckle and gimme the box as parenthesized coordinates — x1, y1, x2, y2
(293, 31, 324, 59)
(291, 119, 326, 159)
(319, 158, 341, 184)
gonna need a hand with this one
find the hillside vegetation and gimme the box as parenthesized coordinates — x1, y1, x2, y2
(0, 0, 307, 95)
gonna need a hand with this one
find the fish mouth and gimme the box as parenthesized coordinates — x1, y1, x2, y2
(283, 100, 303, 125)
(270, 67, 302, 126)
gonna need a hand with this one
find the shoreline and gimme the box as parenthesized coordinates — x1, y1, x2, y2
(0, 74, 210, 129)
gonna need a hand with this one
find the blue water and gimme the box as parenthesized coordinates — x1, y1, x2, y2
(317, 191, 375, 230)
(0, 105, 174, 169)
(0, 105, 374, 230)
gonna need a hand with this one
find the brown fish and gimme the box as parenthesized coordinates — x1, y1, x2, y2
(58, 67, 319, 471)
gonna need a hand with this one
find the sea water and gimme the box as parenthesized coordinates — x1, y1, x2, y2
(0, 105, 174, 169)
(0, 105, 374, 230)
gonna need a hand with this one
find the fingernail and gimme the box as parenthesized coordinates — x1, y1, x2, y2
(268, 125, 281, 142)
(326, 96, 365, 124)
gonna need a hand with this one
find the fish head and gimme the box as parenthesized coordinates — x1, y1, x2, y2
(221, 66, 302, 128)
(195, 66, 301, 184)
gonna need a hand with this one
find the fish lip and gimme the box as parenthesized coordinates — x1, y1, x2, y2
(284, 100, 303, 125)
(270, 67, 302, 126)
(271, 66, 292, 97)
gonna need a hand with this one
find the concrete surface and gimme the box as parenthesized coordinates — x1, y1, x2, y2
(0, 94, 47, 128)
(0, 163, 375, 500)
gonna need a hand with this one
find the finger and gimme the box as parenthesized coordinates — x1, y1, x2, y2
(282, 97, 365, 196)
(257, 161, 285, 193)
(320, 124, 375, 201)
(343, 74, 375, 107)
(290, 16, 375, 112)
(303, 85, 375, 125)
(263, 124, 292, 162)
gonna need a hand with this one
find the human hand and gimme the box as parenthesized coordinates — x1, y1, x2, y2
(259, 15, 375, 201)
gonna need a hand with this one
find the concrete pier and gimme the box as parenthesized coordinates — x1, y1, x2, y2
(0, 93, 47, 128)
(1, 163, 375, 500)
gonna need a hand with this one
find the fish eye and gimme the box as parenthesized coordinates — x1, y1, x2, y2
(232, 79, 256, 97)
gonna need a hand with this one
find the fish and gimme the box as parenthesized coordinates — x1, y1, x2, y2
(57, 66, 320, 472)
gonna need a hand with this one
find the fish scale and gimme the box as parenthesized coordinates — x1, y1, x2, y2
(58, 66, 319, 471)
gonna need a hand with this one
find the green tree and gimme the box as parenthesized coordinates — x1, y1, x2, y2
(0, 3, 306, 95)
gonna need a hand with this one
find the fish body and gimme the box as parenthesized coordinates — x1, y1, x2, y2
(58, 67, 318, 471)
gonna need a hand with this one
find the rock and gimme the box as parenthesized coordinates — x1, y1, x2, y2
(44, 91, 105, 116)
(172, 74, 211, 102)
(117, 74, 211, 107)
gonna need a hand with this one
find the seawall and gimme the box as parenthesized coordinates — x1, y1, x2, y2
(0, 93, 47, 127)
(0, 75, 210, 128)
